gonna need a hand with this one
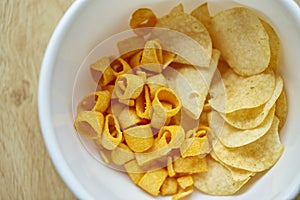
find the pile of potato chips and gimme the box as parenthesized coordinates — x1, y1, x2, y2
(74, 2, 287, 199)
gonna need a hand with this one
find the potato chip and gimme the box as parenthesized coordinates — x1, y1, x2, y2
(161, 177, 178, 196)
(276, 89, 288, 131)
(213, 117, 284, 172)
(124, 160, 145, 184)
(193, 155, 251, 195)
(221, 75, 283, 129)
(114, 73, 144, 100)
(153, 4, 212, 67)
(111, 143, 135, 165)
(130, 8, 158, 36)
(210, 151, 255, 182)
(101, 114, 123, 150)
(210, 7, 270, 76)
(173, 156, 208, 174)
(74, 111, 104, 139)
(124, 124, 154, 153)
(209, 106, 275, 148)
(260, 19, 280, 72)
(177, 176, 193, 189)
(138, 168, 168, 196)
(90, 57, 115, 86)
(190, 3, 212, 32)
(77, 90, 111, 113)
(209, 66, 276, 113)
(117, 36, 145, 59)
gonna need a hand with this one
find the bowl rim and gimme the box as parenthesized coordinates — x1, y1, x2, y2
(38, 0, 300, 200)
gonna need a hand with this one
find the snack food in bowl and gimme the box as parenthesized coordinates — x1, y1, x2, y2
(38, 0, 300, 199)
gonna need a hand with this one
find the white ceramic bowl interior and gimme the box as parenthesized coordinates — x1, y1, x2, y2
(38, 0, 300, 199)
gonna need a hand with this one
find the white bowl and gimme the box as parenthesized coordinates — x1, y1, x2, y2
(38, 0, 300, 199)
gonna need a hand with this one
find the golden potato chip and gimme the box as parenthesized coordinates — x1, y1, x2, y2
(74, 111, 104, 139)
(77, 90, 111, 113)
(110, 57, 131, 77)
(130, 8, 157, 36)
(138, 168, 168, 196)
(114, 73, 144, 100)
(117, 36, 145, 59)
(101, 114, 123, 150)
(190, 3, 212, 32)
(193, 155, 251, 195)
(210, 7, 270, 76)
(260, 19, 280, 72)
(111, 143, 135, 165)
(209, 67, 276, 113)
(136, 85, 152, 119)
(124, 124, 154, 152)
(177, 176, 193, 189)
(209, 106, 275, 148)
(276, 89, 288, 131)
(161, 177, 178, 196)
(221, 75, 283, 129)
(153, 4, 212, 67)
(173, 156, 208, 173)
(165, 49, 220, 119)
(90, 57, 115, 86)
(210, 151, 255, 182)
(124, 160, 145, 184)
(213, 117, 284, 172)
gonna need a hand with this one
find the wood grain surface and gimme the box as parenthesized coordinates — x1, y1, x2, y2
(0, 0, 299, 200)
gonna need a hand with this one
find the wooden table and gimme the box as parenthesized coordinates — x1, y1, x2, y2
(0, 0, 299, 199)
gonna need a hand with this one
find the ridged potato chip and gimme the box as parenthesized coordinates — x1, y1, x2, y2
(193, 155, 251, 196)
(213, 117, 284, 172)
(210, 7, 270, 76)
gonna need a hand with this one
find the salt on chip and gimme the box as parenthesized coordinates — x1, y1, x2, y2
(153, 4, 212, 67)
(221, 75, 283, 130)
(74, 111, 104, 139)
(275, 89, 288, 131)
(209, 106, 275, 148)
(193, 155, 251, 196)
(260, 19, 280, 72)
(124, 124, 154, 153)
(210, 7, 270, 76)
(213, 117, 284, 172)
(138, 168, 168, 196)
(209, 66, 276, 113)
